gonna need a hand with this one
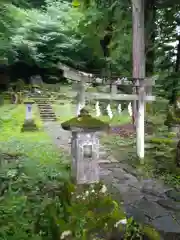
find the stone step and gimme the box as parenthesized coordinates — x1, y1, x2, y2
(38, 104, 52, 107)
(40, 111, 55, 114)
(41, 114, 56, 117)
(41, 116, 56, 119)
(33, 98, 49, 102)
(39, 108, 53, 111)
(33, 98, 49, 101)
(40, 113, 56, 117)
(42, 119, 56, 122)
(39, 106, 53, 109)
(40, 112, 54, 115)
(41, 117, 56, 121)
(39, 106, 52, 108)
(37, 103, 51, 106)
(35, 99, 48, 100)
(36, 102, 48, 104)
(41, 119, 56, 122)
(38, 105, 52, 109)
(40, 110, 54, 113)
(33, 97, 49, 99)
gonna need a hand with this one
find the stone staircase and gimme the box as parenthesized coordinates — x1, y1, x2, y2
(33, 97, 57, 122)
(3, 92, 11, 100)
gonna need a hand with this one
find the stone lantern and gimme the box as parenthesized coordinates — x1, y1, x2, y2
(21, 99, 38, 132)
(61, 108, 110, 184)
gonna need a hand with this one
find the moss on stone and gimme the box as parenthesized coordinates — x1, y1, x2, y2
(142, 225, 161, 240)
(61, 108, 109, 131)
(166, 132, 177, 138)
(32, 84, 41, 89)
(21, 120, 38, 132)
(148, 137, 174, 145)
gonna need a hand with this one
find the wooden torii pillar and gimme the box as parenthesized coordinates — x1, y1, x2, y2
(132, 0, 146, 162)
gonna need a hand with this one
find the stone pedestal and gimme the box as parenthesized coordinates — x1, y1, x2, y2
(61, 109, 109, 185)
(21, 100, 38, 132)
(71, 130, 100, 184)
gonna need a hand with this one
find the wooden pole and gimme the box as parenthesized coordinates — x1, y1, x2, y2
(132, 0, 145, 162)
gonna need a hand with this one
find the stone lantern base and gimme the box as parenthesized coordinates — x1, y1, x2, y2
(21, 119, 38, 132)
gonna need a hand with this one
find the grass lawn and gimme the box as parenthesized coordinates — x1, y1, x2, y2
(0, 103, 70, 169)
(0, 103, 70, 239)
(52, 100, 130, 126)
(50, 85, 131, 125)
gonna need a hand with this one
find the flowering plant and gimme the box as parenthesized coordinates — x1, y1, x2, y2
(57, 183, 160, 240)
(59, 182, 127, 239)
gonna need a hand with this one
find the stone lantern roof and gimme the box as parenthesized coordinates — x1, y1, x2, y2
(61, 108, 110, 132)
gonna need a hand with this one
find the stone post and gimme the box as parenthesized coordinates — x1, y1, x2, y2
(71, 129, 100, 184)
(26, 102, 33, 120)
(21, 100, 38, 132)
(111, 84, 117, 95)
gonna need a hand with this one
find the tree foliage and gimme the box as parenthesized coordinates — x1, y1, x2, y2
(0, 0, 180, 94)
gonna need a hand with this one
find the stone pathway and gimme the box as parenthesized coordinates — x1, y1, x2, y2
(43, 121, 180, 239)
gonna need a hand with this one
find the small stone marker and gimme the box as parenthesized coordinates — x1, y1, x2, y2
(61, 108, 109, 184)
(117, 103, 122, 114)
(30, 75, 43, 86)
(111, 84, 117, 95)
(21, 99, 38, 132)
(95, 101, 101, 117)
(107, 103, 113, 119)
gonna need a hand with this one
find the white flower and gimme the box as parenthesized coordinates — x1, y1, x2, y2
(114, 218, 127, 228)
(90, 184, 94, 189)
(91, 189, 95, 193)
(60, 230, 71, 239)
(76, 195, 80, 199)
(85, 191, 89, 197)
(100, 185, 107, 194)
(7, 169, 17, 178)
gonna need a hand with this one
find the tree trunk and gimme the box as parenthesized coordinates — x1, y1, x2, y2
(170, 37, 180, 105)
(176, 139, 180, 167)
(145, 0, 156, 77)
(145, 0, 156, 96)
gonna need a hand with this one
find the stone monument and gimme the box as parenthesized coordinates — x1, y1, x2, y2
(21, 99, 38, 132)
(61, 108, 109, 184)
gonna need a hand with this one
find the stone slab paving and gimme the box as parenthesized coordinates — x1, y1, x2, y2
(44, 122, 180, 239)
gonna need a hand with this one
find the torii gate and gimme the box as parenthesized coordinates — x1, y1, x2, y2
(58, 0, 154, 163)
(58, 62, 155, 162)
